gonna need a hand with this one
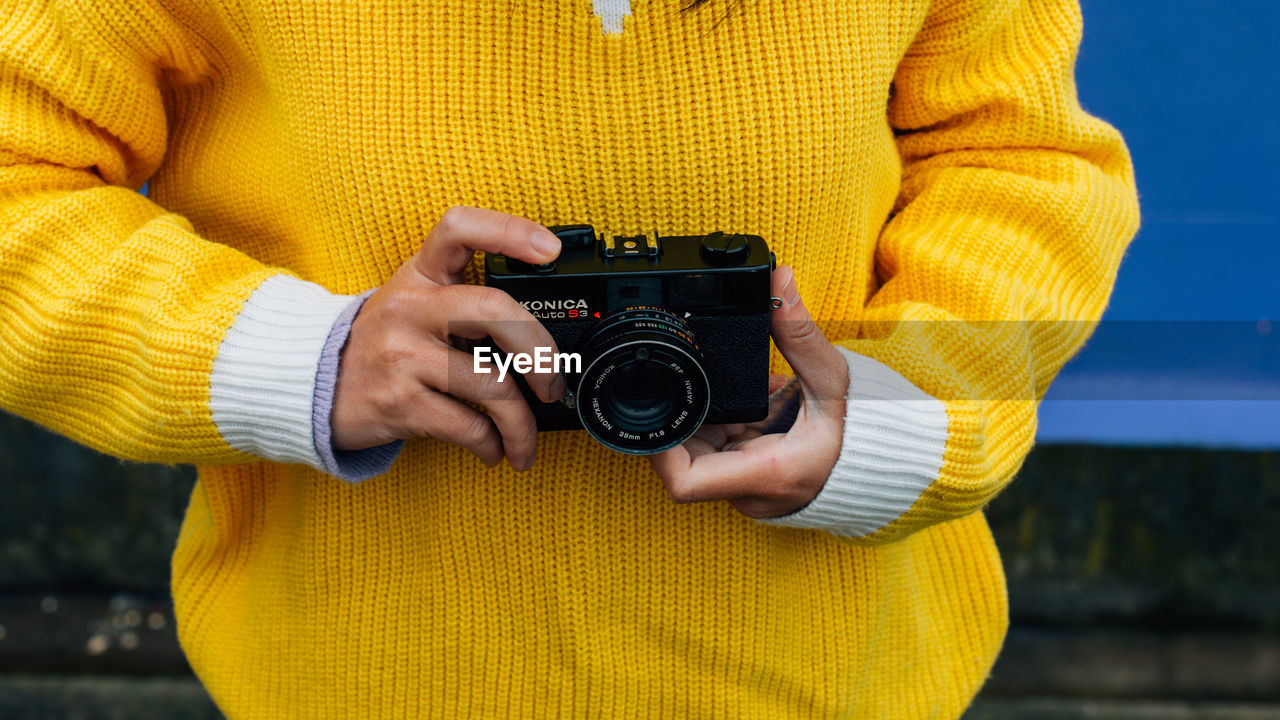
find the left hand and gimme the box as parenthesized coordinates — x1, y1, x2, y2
(648, 265, 849, 519)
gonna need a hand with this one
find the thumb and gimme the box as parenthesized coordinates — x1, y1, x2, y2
(770, 266, 848, 401)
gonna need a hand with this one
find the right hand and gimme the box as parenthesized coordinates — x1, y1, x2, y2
(331, 206, 566, 471)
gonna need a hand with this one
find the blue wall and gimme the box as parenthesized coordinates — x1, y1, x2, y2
(1037, 0, 1279, 448)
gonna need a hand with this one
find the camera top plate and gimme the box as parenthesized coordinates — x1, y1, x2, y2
(485, 225, 772, 279)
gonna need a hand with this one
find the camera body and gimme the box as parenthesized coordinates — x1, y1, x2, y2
(484, 224, 774, 454)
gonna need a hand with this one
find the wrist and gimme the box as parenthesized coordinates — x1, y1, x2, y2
(757, 347, 949, 538)
(312, 289, 403, 482)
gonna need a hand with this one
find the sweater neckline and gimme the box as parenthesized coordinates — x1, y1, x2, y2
(592, 0, 631, 35)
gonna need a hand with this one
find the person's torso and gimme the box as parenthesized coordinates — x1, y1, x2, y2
(161, 3, 1008, 718)
(152, 0, 922, 317)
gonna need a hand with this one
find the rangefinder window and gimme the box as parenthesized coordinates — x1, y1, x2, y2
(666, 273, 725, 310)
(605, 277, 661, 313)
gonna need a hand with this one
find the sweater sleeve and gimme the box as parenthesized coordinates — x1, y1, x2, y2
(0, 0, 353, 469)
(761, 0, 1139, 542)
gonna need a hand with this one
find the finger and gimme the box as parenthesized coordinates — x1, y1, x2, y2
(687, 422, 756, 457)
(413, 206, 562, 285)
(651, 434, 793, 504)
(768, 374, 789, 394)
(486, 395, 542, 472)
(685, 423, 742, 460)
(423, 345, 541, 471)
(691, 424, 731, 449)
(682, 436, 721, 460)
(721, 430, 764, 452)
(426, 284, 566, 402)
(770, 265, 848, 402)
(410, 391, 505, 468)
(649, 444, 693, 483)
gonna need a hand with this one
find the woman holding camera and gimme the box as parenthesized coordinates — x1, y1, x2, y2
(0, 0, 1138, 716)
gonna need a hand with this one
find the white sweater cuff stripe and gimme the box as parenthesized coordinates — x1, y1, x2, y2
(758, 347, 949, 538)
(210, 275, 355, 468)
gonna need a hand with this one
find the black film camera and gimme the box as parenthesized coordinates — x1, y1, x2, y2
(484, 225, 775, 455)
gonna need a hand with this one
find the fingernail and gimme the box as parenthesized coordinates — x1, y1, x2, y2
(779, 266, 800, 305)
(531, 229, 560, 259)
(549, 374, 567, 401)
(519, 451, 536, 472)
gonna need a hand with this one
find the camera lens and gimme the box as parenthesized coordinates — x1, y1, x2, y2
(605, 352, 677, 429)
(575, 307, 710, 454)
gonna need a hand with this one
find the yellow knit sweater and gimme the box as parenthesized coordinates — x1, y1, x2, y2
(0, 0, 1138, 717)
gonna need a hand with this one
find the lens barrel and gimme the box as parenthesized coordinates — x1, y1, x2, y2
(574, 307, 710, 454)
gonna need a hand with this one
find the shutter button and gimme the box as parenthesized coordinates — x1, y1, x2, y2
(699, 231, 750, 266)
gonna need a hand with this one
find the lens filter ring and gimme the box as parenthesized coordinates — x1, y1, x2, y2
(575, 308, 711, 454)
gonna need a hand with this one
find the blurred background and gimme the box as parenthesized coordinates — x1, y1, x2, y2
(1, 1, 1277, 718)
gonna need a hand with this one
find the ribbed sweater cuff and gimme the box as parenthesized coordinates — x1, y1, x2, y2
(209, 275, 359, 470)
(758, 347, 949, 538)
(312, 290, 403, 482)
